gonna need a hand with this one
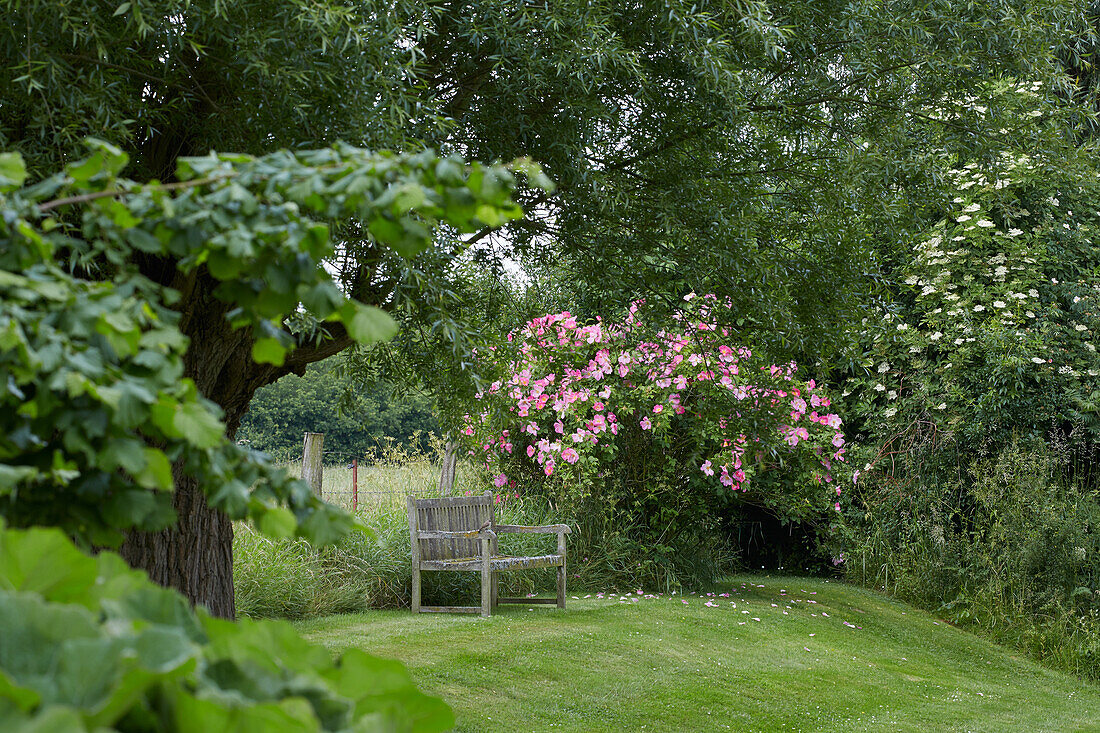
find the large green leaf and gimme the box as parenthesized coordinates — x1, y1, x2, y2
(252, 337, 287, 366)
(172, 403, 224, 449)
(0, 528, 98, 605)
(258, 507, 296, 539)
(0, 153, 27, 192)
(339, 302, 399, 345)
(134, 448, 173, 491)
(0, 526, 452, 731)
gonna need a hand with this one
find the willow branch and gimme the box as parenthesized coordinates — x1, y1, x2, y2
(37, 174, 236, 212)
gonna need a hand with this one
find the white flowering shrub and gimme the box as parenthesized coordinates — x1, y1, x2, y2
(847, 154, 1100, 453)
(841, 145, 1100, 680)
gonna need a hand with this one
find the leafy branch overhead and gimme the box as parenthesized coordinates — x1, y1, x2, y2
(0, 139, 550, 547)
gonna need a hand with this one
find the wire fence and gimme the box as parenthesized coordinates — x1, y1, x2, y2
(270, 435, 485, 512)
(280, 459, 436, 512)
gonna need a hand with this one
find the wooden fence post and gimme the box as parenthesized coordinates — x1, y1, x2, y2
(302, 432, 324, 498)
(438, 439, 458, 496)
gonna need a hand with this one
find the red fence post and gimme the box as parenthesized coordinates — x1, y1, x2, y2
(352, 458, 358, 512)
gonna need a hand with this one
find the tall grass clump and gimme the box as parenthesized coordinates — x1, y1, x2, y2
(562, 504, 739, 594)
(847, 431, 1100, 680)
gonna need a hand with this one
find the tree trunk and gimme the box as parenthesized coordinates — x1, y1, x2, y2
(110, 59, 359, 618)
(121, 266, 353, 618)
(119, 467, 235, 618)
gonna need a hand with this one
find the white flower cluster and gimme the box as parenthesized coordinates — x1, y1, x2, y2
(853, 152, 1100, 432)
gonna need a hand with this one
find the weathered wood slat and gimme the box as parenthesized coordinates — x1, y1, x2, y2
(557, 529, 567, 609)
(495, 524, 571, 534)
(416, 496, 492, 560)
(490, 554, 563, 570)
(418, 528, 495, 540)
(419, 554, 564, 572)
(420, 606, 483, 614)
(415, 495, 493, 509)
(407, 495, 420, 613)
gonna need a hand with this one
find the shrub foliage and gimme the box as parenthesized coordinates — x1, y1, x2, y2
(462, 297, 851, 586)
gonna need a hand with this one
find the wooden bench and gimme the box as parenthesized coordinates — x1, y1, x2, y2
(407, 491, 571, 617)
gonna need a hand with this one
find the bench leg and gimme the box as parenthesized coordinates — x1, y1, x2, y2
(480, 537, 492, 618)
(557, 533, 567, 609)
(411, 565, 421, 614)
(557, 562, 566, 609)
(491, 571, 499, 608)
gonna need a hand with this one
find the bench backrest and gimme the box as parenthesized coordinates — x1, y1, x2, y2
(408, 492, 495, 561)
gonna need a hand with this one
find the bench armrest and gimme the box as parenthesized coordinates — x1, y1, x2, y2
(495, 524, 571, 535)
(418, 528, 497, 540)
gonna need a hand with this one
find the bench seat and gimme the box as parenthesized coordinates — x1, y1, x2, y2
(419, 553, 564, 572)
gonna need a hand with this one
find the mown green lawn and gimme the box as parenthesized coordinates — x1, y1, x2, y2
(296, 577, 1100, 732)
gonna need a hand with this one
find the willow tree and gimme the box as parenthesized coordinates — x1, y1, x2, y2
(1, 0, 1091, 611)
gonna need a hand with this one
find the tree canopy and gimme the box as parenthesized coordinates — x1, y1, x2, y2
(3, 0, 1095, 610)
(7, 1, 1091, 358)
(237, 359, 438, 462)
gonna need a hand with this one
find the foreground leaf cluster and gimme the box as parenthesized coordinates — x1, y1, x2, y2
(0, 137, 537, 729)
(0, 140, 543, 547)
(0, 521, 452, 732)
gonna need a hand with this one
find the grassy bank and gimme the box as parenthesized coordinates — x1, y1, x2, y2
(297, 576, 1100, 732)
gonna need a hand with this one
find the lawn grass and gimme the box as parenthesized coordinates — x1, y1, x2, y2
(296, 575, 1100, 732)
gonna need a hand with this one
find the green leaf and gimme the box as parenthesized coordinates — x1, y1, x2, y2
(475, 204, 505, 227)
(0, 465, 37, 493)
(0, 152, 27, 192)
(135, 448, 173, 491)
(297, 506, 353, 546)
(172, 403, 224, 449)
(0, 527, 99, 603)
(339, 302, 398, 344)
(252, 338, 287, 366)
(299, 282, 342, 318)
(390, 182, 427, 214)
(96, 311, 140, 359)
(0, 667, 42, 713)
(126, 228, 164, 254)
(150, 398, 184, 440)
(113, 1, 131, 15)
(102, 439, 146, 475)
(205, 479, 249, 517)
(84, 138, 129, 176)
(205, 249, 243, 280)
(103, 490, 161, 529)
(66, 156, 103, 185)
(0, 524, 447, 731)
(12, 703, 90, 732)
(367, 215, 403, 246)
(257, 507, 296, 539)
(169, 683, 321, 731)
(330, 649, 455, 731)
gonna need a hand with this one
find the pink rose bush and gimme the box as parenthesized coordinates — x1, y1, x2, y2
(461, 295, 849, 523)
